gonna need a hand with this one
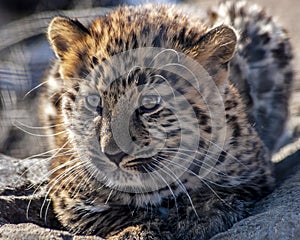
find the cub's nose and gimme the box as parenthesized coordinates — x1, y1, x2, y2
(105, 152, 128, 165)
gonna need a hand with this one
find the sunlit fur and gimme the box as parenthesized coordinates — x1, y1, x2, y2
(40, 1, 293, 239)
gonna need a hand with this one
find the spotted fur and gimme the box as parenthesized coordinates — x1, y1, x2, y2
(41, 1, 293, 239)
(207, 0, 293, 152)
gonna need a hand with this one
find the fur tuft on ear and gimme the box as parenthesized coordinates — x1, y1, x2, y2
(48, 17, 90, 60)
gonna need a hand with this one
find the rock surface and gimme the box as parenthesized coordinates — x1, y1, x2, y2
(0, 223, 103, 240)
(0, 155, 59, 230)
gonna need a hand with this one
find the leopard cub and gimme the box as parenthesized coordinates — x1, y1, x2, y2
(41, 0, 293, 239)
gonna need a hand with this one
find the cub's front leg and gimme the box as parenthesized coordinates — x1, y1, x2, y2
(169, 193, 249, 240)
(109, 193, 248, 240)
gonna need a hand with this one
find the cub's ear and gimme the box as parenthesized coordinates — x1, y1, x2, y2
(191, 25, 237, 87)
(48, 16, 90, 60)
(198, 25, 237, 64)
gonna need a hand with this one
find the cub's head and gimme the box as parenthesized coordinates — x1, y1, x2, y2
(48, 6, 236, 195)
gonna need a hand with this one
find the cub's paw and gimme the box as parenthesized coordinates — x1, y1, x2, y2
(108, 225, 172, 240)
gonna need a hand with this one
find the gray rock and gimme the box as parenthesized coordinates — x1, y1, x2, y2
(0, 223, 103, 240)
(0, 154, 60, 230)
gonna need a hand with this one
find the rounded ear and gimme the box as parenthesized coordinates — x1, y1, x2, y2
(183, 25, 237, 87)
(197, 25, 237, 64)
(48, 16, 90, 60)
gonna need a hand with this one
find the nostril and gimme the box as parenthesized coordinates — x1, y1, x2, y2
(105, 152, 128, 165)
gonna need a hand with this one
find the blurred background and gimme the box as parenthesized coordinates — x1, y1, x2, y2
(0, 0, 299, 158)
(0, 0, 185, 25)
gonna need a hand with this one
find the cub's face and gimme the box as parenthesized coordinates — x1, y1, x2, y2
(48, 6, 236, 193)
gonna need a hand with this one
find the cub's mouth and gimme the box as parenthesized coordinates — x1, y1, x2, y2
(121, 157, 160, 173)
(86, 148, 190, 193)
(105, 152, 159, 173)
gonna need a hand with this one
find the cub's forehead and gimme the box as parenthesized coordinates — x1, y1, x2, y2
(85, 6, 210, 89)
(90, 5, 192, 31)
(88, 5, 208, 52)
(91, 64, 171, 95)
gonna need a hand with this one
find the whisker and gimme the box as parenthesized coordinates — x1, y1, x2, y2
(158, 148, 219, 167)
(72, 169, 94, 198)
(14, 120, 65, 130)
(12, 121, 67, 137)
(43, 197, 52, 225)
(37, 140, 76, 216)
(158, 154, 248, 187)
(160, 152, 252, 184)
(23, 80, 50, 99)
(159, 150, 222, 174)
(84, 163, 105, 192)
(27, 140, 73, 220)
(156, 156, 235, 210)
(196, 136, 249, 169)
(48, 88, 77, 104)
(159, 145, 249, 169)
(42, 160, 85, 217)
(105, 189, 114, 205)
(158, 150, 245, 181)
(146, 162, 178, 212)
(151, 159, 199, 218)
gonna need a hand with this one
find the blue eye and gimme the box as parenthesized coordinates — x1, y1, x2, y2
(139, 94, 161, 112)
(85, 94, 101, 109)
